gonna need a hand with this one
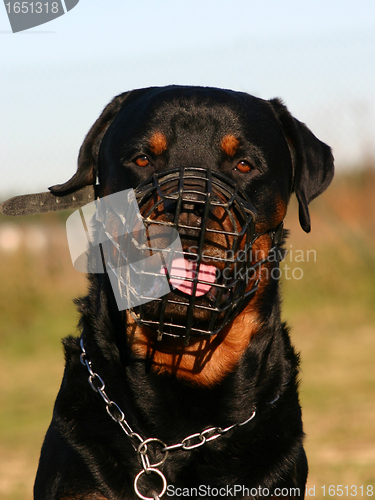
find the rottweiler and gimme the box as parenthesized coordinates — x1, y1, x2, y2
(5, 86, 334, 499)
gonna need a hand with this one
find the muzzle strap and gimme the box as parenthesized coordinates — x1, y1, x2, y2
(0, 185, 95, 216)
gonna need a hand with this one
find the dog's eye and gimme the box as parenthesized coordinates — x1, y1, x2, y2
(236, 161, 252, 173)
(135, 156, 151, 167)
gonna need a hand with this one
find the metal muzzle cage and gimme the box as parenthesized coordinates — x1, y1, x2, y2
(114, 166, 263, 344)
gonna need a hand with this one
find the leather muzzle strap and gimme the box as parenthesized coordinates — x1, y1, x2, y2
(0, 185, 95, 216)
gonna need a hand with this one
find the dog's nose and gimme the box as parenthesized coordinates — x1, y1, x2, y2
(163, 198, 203, 227)
(179, 189, 206, 227)
(178, 207, 202, 228)
(163, 179, 207, 226)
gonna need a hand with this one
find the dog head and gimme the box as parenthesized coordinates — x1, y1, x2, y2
(51, 85, 333, 230)
(2, 86, 334, 385)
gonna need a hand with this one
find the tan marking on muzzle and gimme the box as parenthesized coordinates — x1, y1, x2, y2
(126, 307, 260, 388)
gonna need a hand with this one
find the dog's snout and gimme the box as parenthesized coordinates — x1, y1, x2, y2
(181, 190, 206, 205)
(161, 195, 204, 231)
(178, 209, 202, 228)
(162, 178, 207, 223)
(181, 192, 206, 221)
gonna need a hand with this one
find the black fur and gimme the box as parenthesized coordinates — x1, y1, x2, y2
(34, 86, 334, 499)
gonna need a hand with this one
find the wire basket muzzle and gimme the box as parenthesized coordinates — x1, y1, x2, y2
(118, 166, 259, 343)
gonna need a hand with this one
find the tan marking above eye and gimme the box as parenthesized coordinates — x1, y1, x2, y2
(149, 131, 168, 155)
(220, 134, 240, 157)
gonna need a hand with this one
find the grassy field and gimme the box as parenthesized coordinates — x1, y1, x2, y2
(0, 170, 374, 499)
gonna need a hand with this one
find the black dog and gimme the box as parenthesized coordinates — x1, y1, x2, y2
(26, 86, 333, 499)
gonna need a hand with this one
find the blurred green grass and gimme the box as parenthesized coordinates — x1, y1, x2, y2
(281, 170, 375, 492)
(0, 211, 86, 500)
(0, 171, 375, 499)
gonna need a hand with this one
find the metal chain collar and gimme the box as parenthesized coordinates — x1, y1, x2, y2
(79, 337, 257, 500)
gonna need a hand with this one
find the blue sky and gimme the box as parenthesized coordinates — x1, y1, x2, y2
(1, 0, 374, 196)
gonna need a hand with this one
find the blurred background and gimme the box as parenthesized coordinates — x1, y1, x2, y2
(0, 1, 374, 498)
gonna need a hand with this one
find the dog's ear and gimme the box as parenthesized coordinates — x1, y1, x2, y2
(269, 98, 334, 233)
(49, 90, 135, 195)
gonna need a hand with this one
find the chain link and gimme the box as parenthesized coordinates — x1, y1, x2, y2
(162, 410, 256, 453)
(79, 336, 257, 499)
(80, 339, 138, 440)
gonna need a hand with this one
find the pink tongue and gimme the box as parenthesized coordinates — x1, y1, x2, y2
(166, 258, 217, 296)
